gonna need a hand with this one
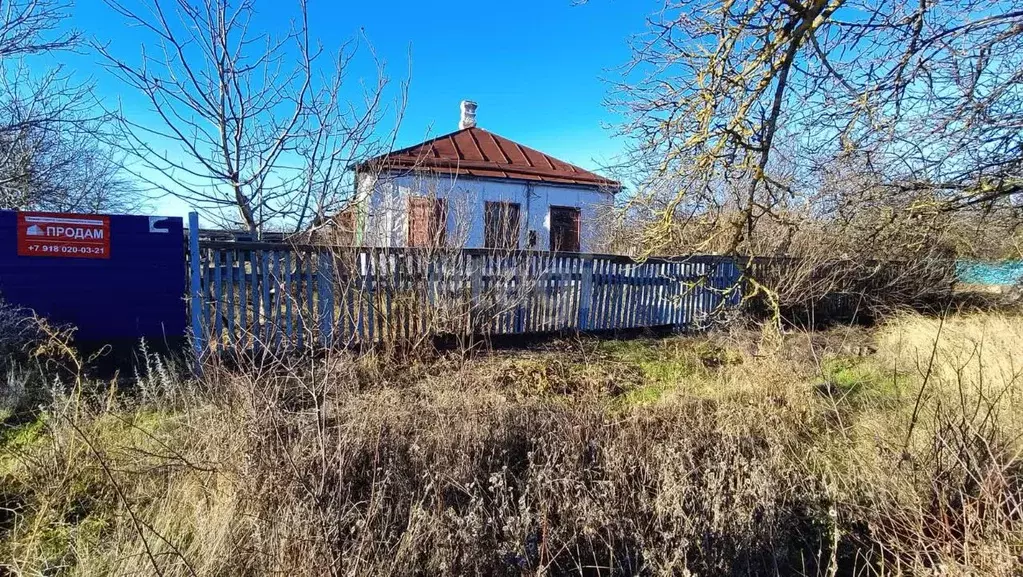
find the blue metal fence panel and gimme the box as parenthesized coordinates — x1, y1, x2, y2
(0, 210, 186, 346)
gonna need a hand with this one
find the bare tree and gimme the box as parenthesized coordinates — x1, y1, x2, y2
(599, 0, 1023, 322)
(0, 0, 79, 145)
(0, 0, 139, 213)
(0, 0, 83, 144)
(98, 0, 404, 236)
(0, 108, 142, 213)
(613, 0, 1023, 257)
(0, 0, 78, 58)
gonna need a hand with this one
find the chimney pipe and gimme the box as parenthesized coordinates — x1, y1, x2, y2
(459, 100, 477, 129)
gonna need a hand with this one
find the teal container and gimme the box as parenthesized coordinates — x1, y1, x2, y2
(956, 260, 1023, 286)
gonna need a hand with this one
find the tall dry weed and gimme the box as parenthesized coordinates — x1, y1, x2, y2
(2, 313, 1021, 576)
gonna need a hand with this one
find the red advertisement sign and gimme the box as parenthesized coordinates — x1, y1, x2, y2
(17, 212, 111, 259)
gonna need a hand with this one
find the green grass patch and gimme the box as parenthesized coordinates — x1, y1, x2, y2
(821, 356, 906, 404)
(595, 336, 746, 409)
(618, 381, 672, 406)
(596, 336, 742, 383)
(1, 414, 46, 452)
(496, 357, 640, 400)
(636, 357, 695, 384)
(594, 338, 663, 361)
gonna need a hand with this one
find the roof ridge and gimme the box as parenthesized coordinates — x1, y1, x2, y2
(377, 127, 474, 160)
(465, 128, 485, 160)
(487, 130, 512, 164)
(355, 126, 620, 189)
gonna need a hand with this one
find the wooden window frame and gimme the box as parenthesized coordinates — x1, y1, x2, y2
(407, 196, 448, 248)
(484, 201, 521, 250)
(548, 205, 581, 252)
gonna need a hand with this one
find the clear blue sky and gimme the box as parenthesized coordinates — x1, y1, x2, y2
(62, 0, 657, 218)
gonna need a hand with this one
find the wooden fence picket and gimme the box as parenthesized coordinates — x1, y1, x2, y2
(190, 242, 742, 352)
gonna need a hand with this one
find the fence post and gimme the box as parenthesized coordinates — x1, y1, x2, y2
(730, 257, 743, 306)
(470, 253, 482, 332)
(317, 251, 334, 347)
(577, 255, 594, 331)
(188, 211, 204, 368)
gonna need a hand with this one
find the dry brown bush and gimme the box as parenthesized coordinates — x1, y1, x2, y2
(2, 313, 1022, 576)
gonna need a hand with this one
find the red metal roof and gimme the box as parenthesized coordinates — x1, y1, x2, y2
(356, 127, 620, 190)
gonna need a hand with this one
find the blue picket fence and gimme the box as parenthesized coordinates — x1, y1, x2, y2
(188, 221, 743, 353)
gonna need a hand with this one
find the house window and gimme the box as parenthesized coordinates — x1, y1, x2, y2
(549, 206, 580, 252)
(484, 201, 521, 249)
(407, 196, 447, 247)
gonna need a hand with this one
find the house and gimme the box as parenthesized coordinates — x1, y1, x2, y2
(352, 101, 620, 252)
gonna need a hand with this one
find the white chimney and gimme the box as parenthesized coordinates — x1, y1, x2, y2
(459, 100, 477, 129)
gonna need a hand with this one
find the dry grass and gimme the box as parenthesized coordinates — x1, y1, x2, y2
(1, 313, 1022, 575)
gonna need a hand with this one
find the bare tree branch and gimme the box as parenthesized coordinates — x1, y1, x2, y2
(0, 0, 138, 213)
(97, 0, 404, 235)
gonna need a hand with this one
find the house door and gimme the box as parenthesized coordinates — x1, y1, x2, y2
(549, 206, 580, 252)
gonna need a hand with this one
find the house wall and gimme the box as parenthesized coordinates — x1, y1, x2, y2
(357, 171, 614, 252)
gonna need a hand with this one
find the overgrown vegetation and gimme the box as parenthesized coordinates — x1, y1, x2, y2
(1, 1, 1022, 575)
(597, 0, 1023, 326)
(2, 311, 1021, 575)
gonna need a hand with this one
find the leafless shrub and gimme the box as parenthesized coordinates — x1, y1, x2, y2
(0, 300, 37, 360)
(743, 254, 958, 327)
